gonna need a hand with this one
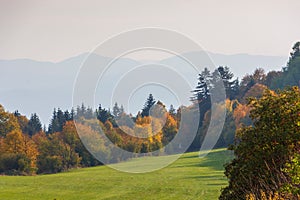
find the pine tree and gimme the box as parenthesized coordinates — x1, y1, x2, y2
(96, 104, 112, 123)
(27, 113, 42, 136)
(141, 94, 156, 117)
(191, 72, 210, 103)
(113, 102, 121, 118)
(217, 66, 239, 100)
(169, 104, 176, 118)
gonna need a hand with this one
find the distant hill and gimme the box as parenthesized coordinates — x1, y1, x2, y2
(0, 52, 287, 125)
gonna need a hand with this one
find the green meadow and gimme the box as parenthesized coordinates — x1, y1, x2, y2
(0, 149, 232, 200)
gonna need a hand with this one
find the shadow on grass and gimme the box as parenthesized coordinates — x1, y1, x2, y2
(172, 149, 234, 171)
(183, 175, 224, 179)
(197, 150, 233, 171)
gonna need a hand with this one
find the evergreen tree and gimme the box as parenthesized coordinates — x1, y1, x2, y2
(85, 107, 94, 119)
(270, 42, 300, 89)
(191, 72, 210, 103)
(96, 104, 112, 123)
(27, 113, 42, 136)
(217, 66, 239, 100)
(70, 108, 75, 120)
(64, 110, 71, 121)
(191, 69, 212, 129)
(289, 41, 300, 61)
(141, 94, 156, 117)
(48, 108, 68, 133)
(168, 104, 176, 118)
(113, 102, 121, 118)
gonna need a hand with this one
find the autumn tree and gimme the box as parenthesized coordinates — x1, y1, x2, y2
(215, 99, 238, 148)
(162, 114, 178, 145)
(13, 111, 29, 134)
(241, 83, 268, 104)
(220, 87, 300, 200)
(233, 103, 251, 129)
(0, 130, 38, 174)
(0, 105, 20, 136)
(238, 68, 267, 101)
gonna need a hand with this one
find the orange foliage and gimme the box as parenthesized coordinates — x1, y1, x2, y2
(1, 130, 38, 171)
(233, 103, 251, 129)
(243, 83, 268, 103)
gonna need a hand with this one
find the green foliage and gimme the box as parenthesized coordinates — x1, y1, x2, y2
(218, 66, 239, 100)
(96, 104, 113, 124)
(220, 87, 300, 200)
(35, 131, 81, 173)
(282, 153, 300, 195)
(141, 94, 156, 117)
(27, 113, 42, 136)
(0, 153, 31, 175)
(270, 42, 300, 89)
(215, 108, 236, 148)
(48, 108, 68, 133)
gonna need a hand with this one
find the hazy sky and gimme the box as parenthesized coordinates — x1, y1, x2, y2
(0, 0, 299, 62)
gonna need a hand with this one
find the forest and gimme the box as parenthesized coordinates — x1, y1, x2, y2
(0, 42, 300, 199)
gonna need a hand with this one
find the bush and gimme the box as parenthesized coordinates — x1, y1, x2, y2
(220, 87, 300, 200)
(0, 153, 31, 175)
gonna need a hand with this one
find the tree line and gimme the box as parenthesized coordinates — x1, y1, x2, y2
(0, 96, 180, 174)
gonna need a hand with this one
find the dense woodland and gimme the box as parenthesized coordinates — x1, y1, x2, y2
(0, 42, 300, 198)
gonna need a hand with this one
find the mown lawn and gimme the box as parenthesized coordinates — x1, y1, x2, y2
(0, 148, 232, 200)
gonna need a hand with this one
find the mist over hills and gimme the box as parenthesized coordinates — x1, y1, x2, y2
(0, 52, 287, 125)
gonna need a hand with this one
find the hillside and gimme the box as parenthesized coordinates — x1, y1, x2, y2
(0, 149, 232, 200)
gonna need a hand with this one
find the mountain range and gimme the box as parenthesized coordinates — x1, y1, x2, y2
(0, 51, 287, 125)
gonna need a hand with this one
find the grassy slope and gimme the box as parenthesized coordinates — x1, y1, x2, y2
(0, 149, 232, 200)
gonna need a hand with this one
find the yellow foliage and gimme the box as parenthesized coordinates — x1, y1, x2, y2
(23, 134, 39, 169)
(3, 130, 25, 153)
(133, 124, 152, 139)
(153, 131, 162, 143)
(165, 114, 177, 129)
(0, 105, 21, 136)
(151, 117, 163, 135)
(225, 99, 233, 112)
(2, 130, 38, 170)
(136, 116, 151, 125)
(233, 103, 251, 129)
(104, 120, 113, 131)
(246, 191, 287, 200)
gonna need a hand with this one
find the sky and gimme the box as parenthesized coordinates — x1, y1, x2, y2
(0, 0, 300, 62)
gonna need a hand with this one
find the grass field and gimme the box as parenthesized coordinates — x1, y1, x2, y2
(0, 148, 232, 200)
